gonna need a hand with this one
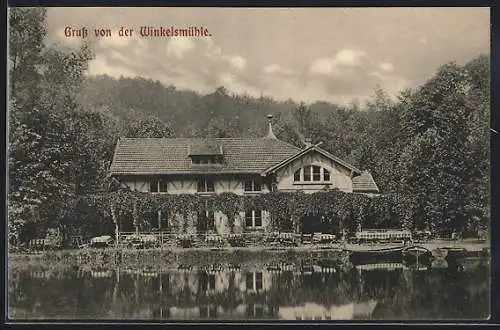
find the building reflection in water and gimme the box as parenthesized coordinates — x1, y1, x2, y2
(279, 300, 378, 320)
(8, 257, 490, 320)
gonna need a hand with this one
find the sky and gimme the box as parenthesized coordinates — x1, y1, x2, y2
(45, 7, 490, 105)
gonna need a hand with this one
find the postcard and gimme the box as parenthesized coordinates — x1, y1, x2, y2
(7, 7, 491, 322)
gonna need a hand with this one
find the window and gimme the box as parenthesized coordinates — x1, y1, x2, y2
(199, 305, 217, 318)
(150, 179, 168, 193)
(157, 210, 168, 229)
(246, 272, 263, 291)
(152, 307, 169, 318)
(312, 166, 321, 181)
(245, 211, 253, 227)
(244, 178, 262, 192)
(200, 272, 216, 291)
(151, 179, 159, 193)
(198, 177, 215, 193)
(255, 305, 264, 318)
(245, 209, 262, 228)
(293, 166, 331, 183)
(247, 304, 264, 318)
(246, 272, 253, 290)
(303, 166, 312, 181)
(198, 209, 215, 231)
(192, 156, 223, 164)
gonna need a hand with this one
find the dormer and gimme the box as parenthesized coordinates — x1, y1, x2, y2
(188, 141, 225, 165)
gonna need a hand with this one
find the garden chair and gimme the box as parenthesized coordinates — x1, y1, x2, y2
(205, 233, 224, 248)
(312, 232, 323, 244)
(301, 234, 313, 245)
(177, 234, 193, 248)
(279, 232, 296, 246)
(227, 233, 245, 247)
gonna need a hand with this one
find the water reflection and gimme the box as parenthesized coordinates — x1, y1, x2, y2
(8, 256, 490, 320)
(279, 301, 378, 320)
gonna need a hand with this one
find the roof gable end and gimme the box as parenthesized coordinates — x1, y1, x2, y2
(262, 144, 362, 176)
(352, 171, 380, 193)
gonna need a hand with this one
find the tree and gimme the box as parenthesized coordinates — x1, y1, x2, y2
(397, 59, 489, 235)
(8, 7, 47, 104)
(8, 8, 95, 244)
(461, 55, 490, 233)
(122, 115, 175, 138)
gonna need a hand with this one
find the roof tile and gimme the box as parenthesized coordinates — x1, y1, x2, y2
(352, 172, 380, 193)
(110, 137, 302, 175)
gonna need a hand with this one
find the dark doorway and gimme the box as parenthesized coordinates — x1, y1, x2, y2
(301, 215, 329, 234)
(119, 214, 134, 232)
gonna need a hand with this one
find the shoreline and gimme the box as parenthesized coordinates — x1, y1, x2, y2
(8, 240, 490, 272)
(9, 239, 490, 258)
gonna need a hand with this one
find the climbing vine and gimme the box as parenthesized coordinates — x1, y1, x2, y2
(213, 192, 241, 233)
(83, 187, 406, 237)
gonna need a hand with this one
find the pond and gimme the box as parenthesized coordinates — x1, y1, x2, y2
(8, 254, 490, 321)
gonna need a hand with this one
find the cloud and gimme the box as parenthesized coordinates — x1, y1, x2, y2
(309, 58, 340, 76)
(300, 49, 407, 102)
(368, 71, 388, 81)
(309, 49, 367, 76)
(216, 72, 260, 96)
(80, 32, 255, 98)
(99, 35, 133, 49)
(263, 63, 295, 75)
(51, 26, 410, 105)
(166, 37, 195, 59)
(377, 62, 395, 73)
(88, 56, 138, 79)
(42, 7, 489, 105)
(227, 55, 247, 71)
(80, 36, 409, 105)
(334, 49, 367, 66)
(263, 64, 280, 74)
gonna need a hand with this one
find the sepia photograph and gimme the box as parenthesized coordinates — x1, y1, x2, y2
(7, 7, 491, 321)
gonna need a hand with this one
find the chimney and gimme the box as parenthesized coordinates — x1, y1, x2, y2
(265, 114, 277, 139)
(304, 137, 312, 148)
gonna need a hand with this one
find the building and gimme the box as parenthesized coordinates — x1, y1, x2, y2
(109, 115, 379, 235)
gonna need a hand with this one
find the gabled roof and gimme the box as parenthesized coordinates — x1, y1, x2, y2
(109, 137, 302, 175)
(262, 144, 362, 176)
(352, 171, 380, 193)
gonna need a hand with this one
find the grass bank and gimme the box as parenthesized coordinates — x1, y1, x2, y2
(9, 239, 489, 272)
(9, 246, 351, 271)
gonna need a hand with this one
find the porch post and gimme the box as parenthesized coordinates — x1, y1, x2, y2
(111, 202, 119, 247)
(133, 200, 139, 235)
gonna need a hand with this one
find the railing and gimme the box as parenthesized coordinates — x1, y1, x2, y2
(103, 231, 341, 248)
(29, 239, 47, 249)
(28, 238, 63, 250)
(355, 230, 412, 241)
(359, 229, 404, 233)
(87, 229, 486, 249)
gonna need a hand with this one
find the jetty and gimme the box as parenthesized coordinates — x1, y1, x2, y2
(342, 239, 489, 254)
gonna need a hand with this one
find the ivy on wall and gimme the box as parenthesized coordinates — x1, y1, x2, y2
(83, 187, 410, 237)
